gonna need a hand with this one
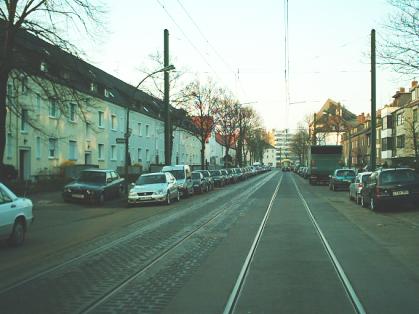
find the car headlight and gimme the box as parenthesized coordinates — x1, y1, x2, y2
(129, 190, 137, 195)
(157, 189, 164, 194)
(86, 190, 92, 195)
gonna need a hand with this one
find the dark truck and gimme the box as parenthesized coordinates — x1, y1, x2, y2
(308, 145, 343, 185)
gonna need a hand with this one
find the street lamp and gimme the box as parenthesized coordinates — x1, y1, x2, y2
(124, 64, 175, 193)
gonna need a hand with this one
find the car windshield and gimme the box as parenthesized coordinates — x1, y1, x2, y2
(79, 171, 105, 183)
(380, 170, 418, 184)
(136, 174, 166, 185)
(336, 170, 355, 177)
(201, 171, 209, 177)
(192, 173, 201, 179)
(210, 170, 220, 176)
(167, 170, 185, 180)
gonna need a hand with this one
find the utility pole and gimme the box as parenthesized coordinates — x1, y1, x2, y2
(370, 29, 377, 171)
(164, 29, 171, 165)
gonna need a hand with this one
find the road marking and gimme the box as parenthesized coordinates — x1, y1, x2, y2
(223, 173, 283, 314)
(291, 175, 366, 314)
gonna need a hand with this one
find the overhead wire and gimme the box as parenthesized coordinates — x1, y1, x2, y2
(155, 0, 225, 84)
(174, 0, 250, 100)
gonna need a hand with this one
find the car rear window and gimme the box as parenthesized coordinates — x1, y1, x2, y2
(137, 174, 166, 185)
(336, 170, 355, 177)
(192, 173, 201, 179)
(361, 174, 371, 183)
(380, 170, 418, 184)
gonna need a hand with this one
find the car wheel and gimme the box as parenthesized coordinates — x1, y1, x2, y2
(9, 219, 25, 247)
(176, 190, 180, 202)
(361, 195, 367, 208)
(166, 192, 171, 205)
(356, 194, 360, 205)
(370, 197, 380, 211)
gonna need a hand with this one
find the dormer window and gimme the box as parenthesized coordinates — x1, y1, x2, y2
(90, 83, 98, 93)
(40, 61, 48, 72)
(104, 88, 114, 98)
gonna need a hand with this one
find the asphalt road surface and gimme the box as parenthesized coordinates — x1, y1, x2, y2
(1, 170, 419, 313)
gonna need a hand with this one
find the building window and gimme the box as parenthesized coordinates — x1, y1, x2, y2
(49, 99, 57, 118)
(111, 114, 117, 130)
(111, 145, 116, 160)
(36, 94, 41, 113)
(396, 135, 405, 148)
(40, 61, 48, 72)
(69, 103, 76, 122)
(6, 133, 12, 159)
(145, 125, 150, 137)
(396, 113, 404, 125)
(49, 138, 57, 158)
(36, 137, 41, 159)
(98, 144, 104, 160)
(145, 149, 149, 162)
(98, 111, 104, 128)
(137, 148, 142, 162)
(382, 137, 393, 151)
(90, 83, 98, 93)
(21, 109, 28, 132)
(138, 122, 142, 136)
(69, 140, 77, 160)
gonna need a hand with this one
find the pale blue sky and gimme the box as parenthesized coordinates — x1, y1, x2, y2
(80, 0, 414, 131)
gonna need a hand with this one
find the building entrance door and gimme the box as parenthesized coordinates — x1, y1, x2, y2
(19, 149, 31, 181)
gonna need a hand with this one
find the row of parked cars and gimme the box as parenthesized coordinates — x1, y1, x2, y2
(61, 165, 272, 207)
(127, 165, 272, 206)
(296, 165, 419, 211)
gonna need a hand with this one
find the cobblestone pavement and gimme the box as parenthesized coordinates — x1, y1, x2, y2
(0, 172, 277, 314)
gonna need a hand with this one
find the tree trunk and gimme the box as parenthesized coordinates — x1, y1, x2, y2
(200, 140, 205, 170)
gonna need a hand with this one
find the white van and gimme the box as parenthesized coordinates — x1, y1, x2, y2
(161, 165, 194, 197)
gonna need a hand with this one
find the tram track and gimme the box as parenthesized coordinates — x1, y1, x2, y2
(0, 171, 277, 314)
(224, 173, 366, 314)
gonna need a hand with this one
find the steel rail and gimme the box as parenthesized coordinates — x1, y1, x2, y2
(291, 175, 366, 314)
(223, 174, 283, 314)
(0, 171, 274, 296)
(80, 171, 278, 314)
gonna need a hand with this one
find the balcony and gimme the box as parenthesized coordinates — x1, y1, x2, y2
(381, 128, 392, 138)
(381, 150, 392, 159)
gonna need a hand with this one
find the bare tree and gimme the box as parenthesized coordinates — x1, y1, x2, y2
(178, 78, 221, 169)
(0, 0, 104, 170)
(216, 93, 239, 168)
(379, 0, 419, 75)
(290, 126, 310, 165)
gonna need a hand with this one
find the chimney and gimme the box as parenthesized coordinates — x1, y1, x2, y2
(357, 112, 365, 124)
(412, 81, 418, 88)
(400, 87, 405, 93)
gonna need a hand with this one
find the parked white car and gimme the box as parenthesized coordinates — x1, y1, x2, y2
(0, 183, 34, 246)
(128, 172, 180, 206)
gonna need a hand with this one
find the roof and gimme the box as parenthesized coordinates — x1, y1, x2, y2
(1, 23, 193, 129)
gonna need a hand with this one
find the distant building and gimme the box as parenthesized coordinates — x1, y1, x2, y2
(274, 128, 296, 167)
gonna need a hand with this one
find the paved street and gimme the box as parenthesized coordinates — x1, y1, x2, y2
(1, 170, 419, 313)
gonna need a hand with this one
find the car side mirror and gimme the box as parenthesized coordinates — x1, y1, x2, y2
(106, 178, 113, 183)
(130, 182, 135, 188)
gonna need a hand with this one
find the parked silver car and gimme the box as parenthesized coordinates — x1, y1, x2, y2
(128, 172, 180, 206)
(0, 182, 34, 246)
(349, 172, 372, 204)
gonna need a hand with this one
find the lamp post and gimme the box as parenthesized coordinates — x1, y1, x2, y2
(124, 64, 175, 193)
